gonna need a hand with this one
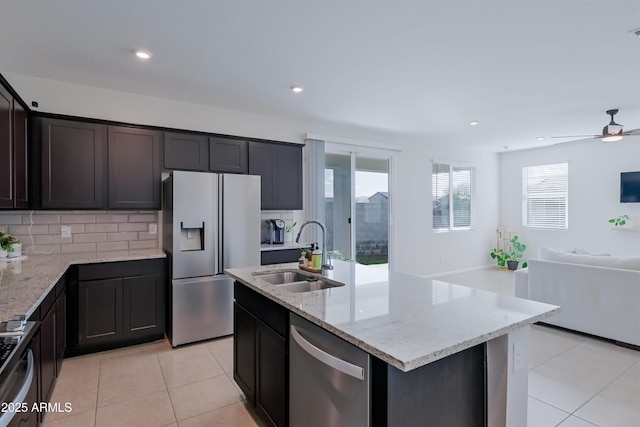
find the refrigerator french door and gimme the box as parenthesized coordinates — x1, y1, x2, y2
(163, 171, 260, 347)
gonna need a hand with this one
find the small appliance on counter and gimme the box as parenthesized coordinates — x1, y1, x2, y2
(269, 219, 285, 244)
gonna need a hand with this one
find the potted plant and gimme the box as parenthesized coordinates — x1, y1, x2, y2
(490, 247, 509, 268)
(0, 227, 19, 258)
(608, 215, 630, 228)
(505, 235, 527, 270)
(285, 221, 297, 243)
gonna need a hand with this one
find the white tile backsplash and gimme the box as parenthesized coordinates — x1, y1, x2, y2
(0, 210, 160, 255)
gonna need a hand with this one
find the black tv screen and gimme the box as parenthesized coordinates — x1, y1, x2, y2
(621, 171, 640, 203)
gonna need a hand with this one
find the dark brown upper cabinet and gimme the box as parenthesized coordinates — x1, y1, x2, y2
(209, 136, 248, 174)
(249, 142, 302, 210)
(164, 131, 208, 171)
(0, 84, 28, 208)
(40, 118, 107, 209)
(39, 118, 161, 210)
(108, 126, 162, 209)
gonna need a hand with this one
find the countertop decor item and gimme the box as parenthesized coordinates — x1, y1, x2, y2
(0, 228, 20, 258)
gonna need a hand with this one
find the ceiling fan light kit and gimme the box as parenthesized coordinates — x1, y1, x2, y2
(601, 109, 624, 142)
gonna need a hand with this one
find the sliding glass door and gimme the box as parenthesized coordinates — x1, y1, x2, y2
(325, 148, 391, 269)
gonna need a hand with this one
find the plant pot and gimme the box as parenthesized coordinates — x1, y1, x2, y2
(7, 243, 22, 258)
(506, 260, 519, 271)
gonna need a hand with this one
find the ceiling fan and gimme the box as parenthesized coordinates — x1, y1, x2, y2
(550, 109, 640, 143)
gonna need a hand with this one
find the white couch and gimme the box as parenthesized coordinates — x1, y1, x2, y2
(515, 248, 640, 346)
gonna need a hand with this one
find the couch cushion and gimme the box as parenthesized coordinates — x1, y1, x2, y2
(538, 247, 640, 271)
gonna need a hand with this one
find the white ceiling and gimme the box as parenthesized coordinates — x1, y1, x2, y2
(1, 0, 639, 151)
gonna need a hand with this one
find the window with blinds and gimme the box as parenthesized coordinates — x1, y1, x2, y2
(522, 163, 568, 229)
(432, 162, 474, 231)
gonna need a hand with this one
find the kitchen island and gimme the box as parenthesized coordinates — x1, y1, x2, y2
(226, 260, 559, 427)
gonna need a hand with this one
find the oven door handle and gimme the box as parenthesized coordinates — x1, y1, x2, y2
(0, 349, 34, 427)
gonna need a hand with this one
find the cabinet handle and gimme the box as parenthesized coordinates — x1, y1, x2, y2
(290, 325, 365, 381)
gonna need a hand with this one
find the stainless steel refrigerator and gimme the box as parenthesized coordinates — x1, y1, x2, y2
(162, 171, 260, 347)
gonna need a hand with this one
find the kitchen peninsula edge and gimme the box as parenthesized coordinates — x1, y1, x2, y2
(226, 260, 560, 427)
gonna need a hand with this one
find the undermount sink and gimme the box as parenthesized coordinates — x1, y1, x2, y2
(252, 270, 344, 293)
(253, 271, 312, 285)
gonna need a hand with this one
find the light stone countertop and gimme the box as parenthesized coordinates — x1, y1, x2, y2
(225, 260, 560, 372)
(0, 249, 166, 323)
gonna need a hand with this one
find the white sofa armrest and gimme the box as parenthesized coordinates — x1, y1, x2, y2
(514, 268, 529, 298)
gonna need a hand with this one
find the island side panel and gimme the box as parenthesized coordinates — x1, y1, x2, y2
(372, 343, 487, 427)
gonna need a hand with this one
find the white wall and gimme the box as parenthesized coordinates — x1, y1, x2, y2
(393, 140, 500, 276)
(5, 73, 501, 276)
(499, 139, 640, 259)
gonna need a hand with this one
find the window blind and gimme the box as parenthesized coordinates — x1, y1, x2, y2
(432, 162, 473, 230)
(522, 163, 568, 229)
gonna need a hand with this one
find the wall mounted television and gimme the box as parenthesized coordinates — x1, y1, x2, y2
(620, 171, 640, 203)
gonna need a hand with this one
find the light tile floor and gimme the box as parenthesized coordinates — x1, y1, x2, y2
(43, 268, 639, 426)
(42, 336, 261, 427)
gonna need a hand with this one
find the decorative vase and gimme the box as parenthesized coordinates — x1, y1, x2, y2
(507, 260, 519, 271)
(285, 231, 293, 243)
(8, 243, 22, 258)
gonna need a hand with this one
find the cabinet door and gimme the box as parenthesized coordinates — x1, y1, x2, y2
(233, 302, 256, 405)
(13, 100, 28, 208)
(0, 85, 13, 208)
(41, 118, 107, 208)
(55, 291, 66, 375)
(210, 136, 248, 174)
(249, 141, 303, 210)
(123, 275, 165, 339)
(108, 126, 161, 209)
(164, 131, 208, 171)
(78, 278, 123, 346)
(248, 142, 276, 209)
(274, 144, 302, 210)
(40, 304, 57, 403)
(256, 320, 287, 427)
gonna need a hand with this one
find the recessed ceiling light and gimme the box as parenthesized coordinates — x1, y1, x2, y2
(134, 49, 152, 60)
(469, 121, 479, 126)
(290, 85, 304, 93)
(537, 137, 545, 141)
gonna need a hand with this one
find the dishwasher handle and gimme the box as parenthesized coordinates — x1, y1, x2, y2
(290, 325, 365, 381)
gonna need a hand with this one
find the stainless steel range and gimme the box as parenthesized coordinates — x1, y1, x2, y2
(162, 171, 260, 347)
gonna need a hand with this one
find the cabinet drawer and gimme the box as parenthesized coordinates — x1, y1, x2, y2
(234, 282, 287, 337)
(77, 259, 165, 281)
(261, 249, 302, 265)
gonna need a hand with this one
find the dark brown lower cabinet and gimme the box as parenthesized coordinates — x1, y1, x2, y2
(25, 273, 66, 425)
(78, 278, 123, 347)
(233, 283, 287, 427)
(255, 319, 286, 427)
(68, 259, 166, 356)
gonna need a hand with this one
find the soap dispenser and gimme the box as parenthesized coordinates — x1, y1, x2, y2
(312, 243, 322, 270)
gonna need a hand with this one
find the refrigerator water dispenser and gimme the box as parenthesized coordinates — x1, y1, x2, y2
(180, 222, 205, 251)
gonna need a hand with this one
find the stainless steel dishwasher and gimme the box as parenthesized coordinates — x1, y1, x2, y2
(289, 313, 370, 427)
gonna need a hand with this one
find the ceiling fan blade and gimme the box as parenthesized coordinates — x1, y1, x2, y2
(549, 135, 599, 139)
(622, 128, 640, 136)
